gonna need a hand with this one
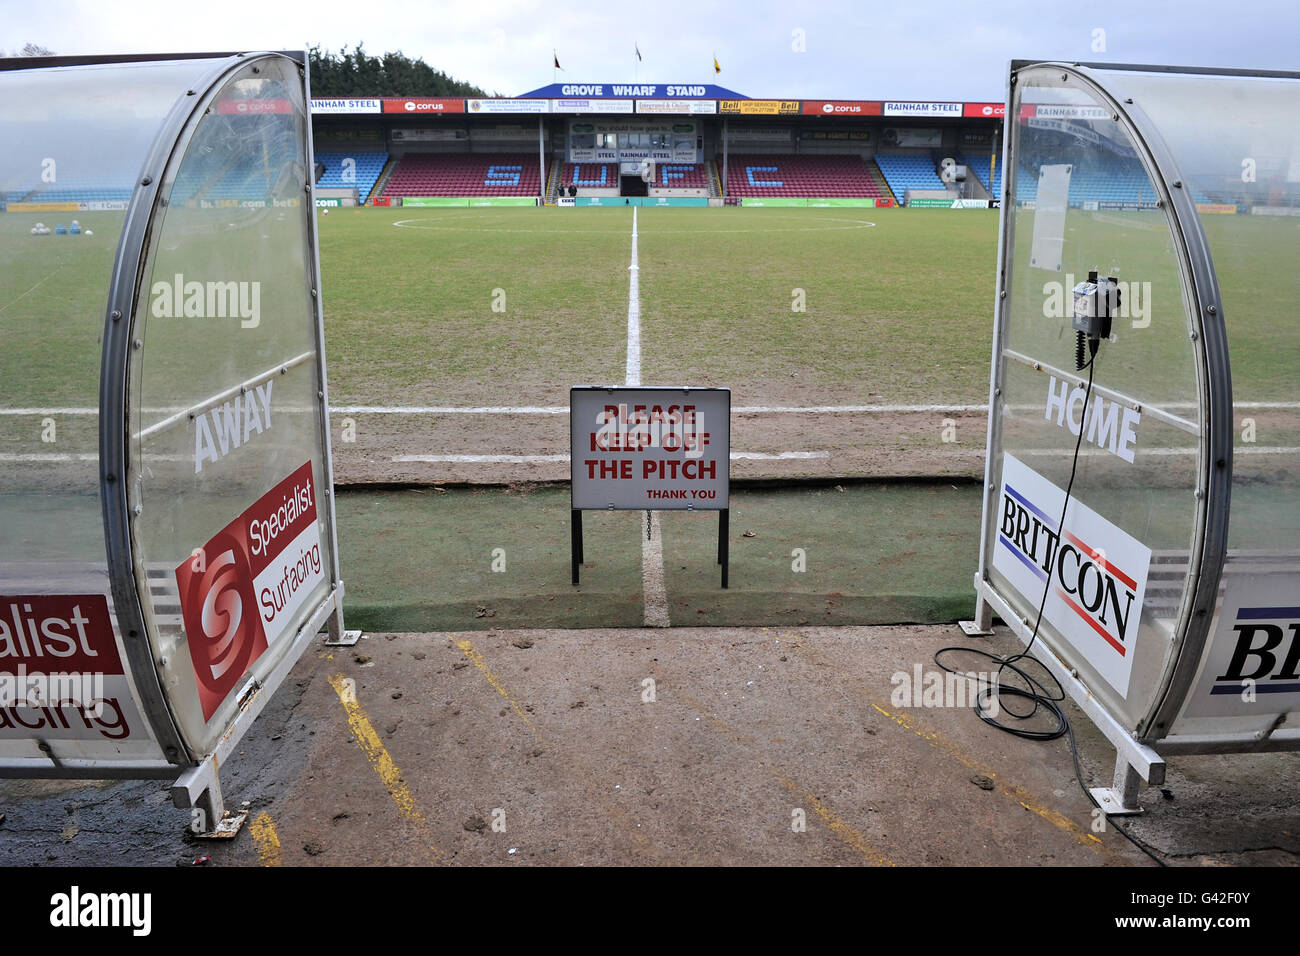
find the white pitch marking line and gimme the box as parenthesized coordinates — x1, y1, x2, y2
(392, 454, 569, 463)
(0, 453, 193, 462)
(391, 451, 829, 463)
(333, 405, 570, 415)
(7, 401, 1299, 417)
(0, 264, 65, 317)
(0, 453, 97, 462)
(0, 408, 99, 416)
(735, 404, 988, 414)
(642, 509, 670, 628)
(1020, 446, 1300, 457)
(626, 206, 641, 387)
(730, 451, 830, 460)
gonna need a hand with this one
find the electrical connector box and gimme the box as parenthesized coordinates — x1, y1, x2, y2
(1072, 270, 1120, 340)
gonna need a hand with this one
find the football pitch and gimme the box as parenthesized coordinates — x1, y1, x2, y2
(316, 205, 998, 483)
(319, 205, 997, 409)
(1, 204, 1297, 628)
(3, 204, 1298, 485)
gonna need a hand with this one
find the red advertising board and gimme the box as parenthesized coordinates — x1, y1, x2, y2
(800, 100, 882, 116)
(175, 462, 324, 721)
(382, 97, 465, 114)
(0, 594, 120, 674)
(371, 196, 391, 206)
(963, 102, 1005, 118)
(875, 197, 896, 207)
(0, 594, 148, 741)
(218, 98, 294, 115)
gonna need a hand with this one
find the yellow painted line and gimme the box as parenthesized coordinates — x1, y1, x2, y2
(329, 673, 441, 860)
(676, 690, 896, 866)
(870, 700, 1107, 852)
(249, 811, 282, 867)
(780, 632, 1114, 858)
(450, 637, 655, 857)
(455, 639, 537, 732)
(774, 774, 896, 867)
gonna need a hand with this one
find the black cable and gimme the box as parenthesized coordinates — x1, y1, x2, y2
(936, 345, 1167, 866)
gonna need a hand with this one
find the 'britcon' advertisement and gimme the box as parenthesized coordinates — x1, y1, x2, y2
(1186, 574, 1300, 718)
(993, 454, 1151, 696)
(176, 462, 324, 721)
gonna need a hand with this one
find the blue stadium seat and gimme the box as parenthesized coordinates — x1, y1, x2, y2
(313, 151, 389, 202)
(875, 154, 946, 201)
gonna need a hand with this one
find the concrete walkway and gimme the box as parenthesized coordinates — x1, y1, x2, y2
(3, 624, 1297, 866)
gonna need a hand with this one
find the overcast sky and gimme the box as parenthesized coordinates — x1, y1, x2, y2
(3, 0, 1297, 100)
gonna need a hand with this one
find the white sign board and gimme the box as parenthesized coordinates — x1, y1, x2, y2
(992, 454, 1151, 696)
(570, 387, 729, 510)
(552, 98, 634, 114)
(1030, 163, 1072, 271)
(466, 98, 550, 114)
(1185, 574, 1300, 718)
(310, 98, 381, 114)
(636, 99, 717, 115)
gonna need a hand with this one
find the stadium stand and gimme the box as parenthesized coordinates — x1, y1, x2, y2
(9, 181, 133, 203)
(381, 152, 546, 198)
(652, 163, 709, 189)
(724, 155, 884, 198)
(1013, 151, 1157, 206)
(314, 150, 389, 202)
(559, 162, 618, 188)
(958, 153, 1002, 199)
(874, 153, 946, 201)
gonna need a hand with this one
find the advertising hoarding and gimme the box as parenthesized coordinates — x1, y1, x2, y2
(800, 100, 882, 116)
(310, 98, 381, 114)
(382, 97, 464, 113)
(720, 100, 800, 115)
(636, 99, 717, 114)
(883, 101, 962, 116)
(466, 98, 550, 114)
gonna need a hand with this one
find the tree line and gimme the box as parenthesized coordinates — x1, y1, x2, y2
(309, 44, 489, 97)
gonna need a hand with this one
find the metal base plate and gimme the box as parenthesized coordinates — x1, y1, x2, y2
(191, 807, 250, 839)
(1090, 786, 1145, 816)
(325, 628, 362, 647)
(958, 620, 994, 637)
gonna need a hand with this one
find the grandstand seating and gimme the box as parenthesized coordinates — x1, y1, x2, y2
(382, 153, 545, 197)
(7, 183, 133, 204)
(724, 155, 883, 197)
(559, 162, 618, 188)
(958, 153, 1002, 199)
(315, 151, 388, 201)
(874, 153, 946, 200)
(1012, 152, 1156, 206)
(652, 163, 709, 189)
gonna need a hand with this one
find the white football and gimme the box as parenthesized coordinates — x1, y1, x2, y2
(84, 230, 93, 236)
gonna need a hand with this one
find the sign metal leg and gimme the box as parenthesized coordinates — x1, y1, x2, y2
(719, 508, 729, 589)
(571, 509, 582, 585)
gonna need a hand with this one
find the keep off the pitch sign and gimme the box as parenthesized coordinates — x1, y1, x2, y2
(570, 387, 730, 510)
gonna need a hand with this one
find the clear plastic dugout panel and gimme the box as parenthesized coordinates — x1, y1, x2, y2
(976, 61, 1300, 794)
(0, 52, 346, 820)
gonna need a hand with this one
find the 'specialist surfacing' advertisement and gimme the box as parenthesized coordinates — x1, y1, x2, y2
(175, 462, 325, 721)
(0, 594, 150, 744)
